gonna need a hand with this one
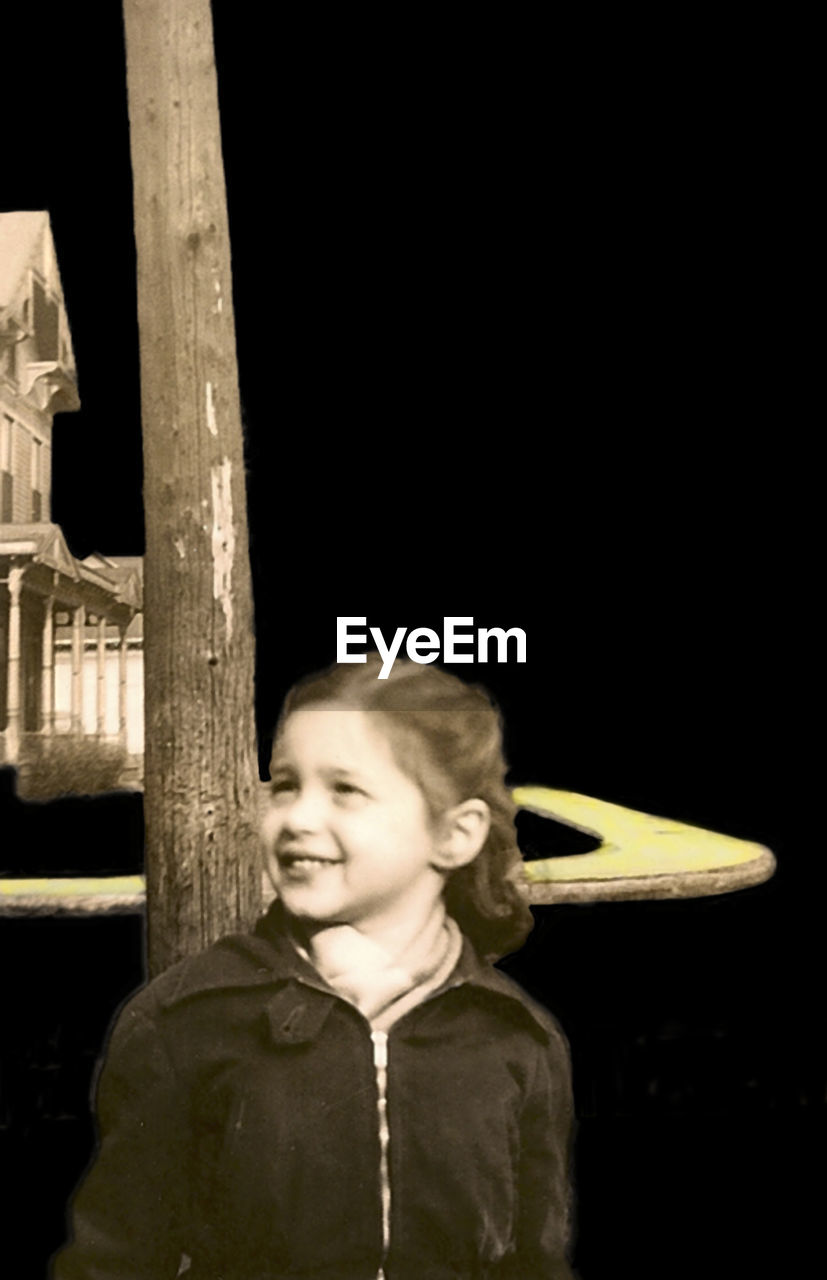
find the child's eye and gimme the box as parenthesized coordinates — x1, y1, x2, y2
(270, 778, 297, 797)
(332, 780, 365, 800)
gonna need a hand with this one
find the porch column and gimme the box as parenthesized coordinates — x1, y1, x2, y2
(41, 596, 55, 733)
(5, 565, 24, 763)
(71, 603, 85, 733)
(96, 615, 107, 736)
(118, 625, 129, 747)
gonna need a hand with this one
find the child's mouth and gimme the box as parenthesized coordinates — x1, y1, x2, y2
(278, 853, 341, 872)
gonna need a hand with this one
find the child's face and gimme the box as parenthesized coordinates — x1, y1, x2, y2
(262, 705, 447, 934)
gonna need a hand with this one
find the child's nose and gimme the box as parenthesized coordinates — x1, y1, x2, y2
(279, 786, 326, 833)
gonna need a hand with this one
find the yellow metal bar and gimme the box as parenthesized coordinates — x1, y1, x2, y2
(0, 876, 146, 917)
(514, 786, 775, 904)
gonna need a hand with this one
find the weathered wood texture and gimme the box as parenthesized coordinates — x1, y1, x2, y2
(123, 0, 260, 975)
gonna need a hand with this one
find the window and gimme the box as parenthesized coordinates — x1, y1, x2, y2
(31, 437, 43, 521)
(32, 277, 59, 362)
(1, 415, 13, 522)
(0, 339, 16, 383)
(0, 416, 12, 469)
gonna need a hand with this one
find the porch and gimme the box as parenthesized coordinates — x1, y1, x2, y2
(0, 525, 142, 778)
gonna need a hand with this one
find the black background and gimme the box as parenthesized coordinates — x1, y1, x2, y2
(1, 4, 818, 1277)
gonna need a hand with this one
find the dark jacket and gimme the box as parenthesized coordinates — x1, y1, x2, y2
(53, 903, 575, 1280)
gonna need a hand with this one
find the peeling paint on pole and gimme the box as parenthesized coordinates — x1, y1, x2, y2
(205, 380, 218, 436)
(211, 457, 235, 642)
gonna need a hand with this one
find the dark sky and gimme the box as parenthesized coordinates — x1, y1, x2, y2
(3, 0, 806, 839)
(3, 3, 804, 828)
(4, 4, 805, 810)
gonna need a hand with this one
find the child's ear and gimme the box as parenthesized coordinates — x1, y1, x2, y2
(431, 799, 491, 870)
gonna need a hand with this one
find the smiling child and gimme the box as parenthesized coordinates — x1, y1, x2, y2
(54, 656, 575, 1279)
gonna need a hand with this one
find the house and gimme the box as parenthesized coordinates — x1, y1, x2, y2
(0, 211, 143, 777)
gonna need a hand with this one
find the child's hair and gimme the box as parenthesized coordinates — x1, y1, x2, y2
(274, 654, 534, 960)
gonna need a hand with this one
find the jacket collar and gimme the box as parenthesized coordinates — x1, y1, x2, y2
(158, 900, 552, 1042)
(158, 907, 317, 1009)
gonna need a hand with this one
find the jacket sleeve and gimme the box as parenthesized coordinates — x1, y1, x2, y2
(513, 1025, 577, 1280)
(51, 991, 189, 1280)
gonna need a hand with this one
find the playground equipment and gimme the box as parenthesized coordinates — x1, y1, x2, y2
(0, 785, 775, 917)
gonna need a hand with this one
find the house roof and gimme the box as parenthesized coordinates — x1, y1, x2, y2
(78, 553, 142, 609)
(0, 522, 78, 578)
(0, 525, 143, 613)
(0, 211, 50, 309)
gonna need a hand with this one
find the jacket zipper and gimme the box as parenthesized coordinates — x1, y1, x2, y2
(292, 973, 467, 1279)
(369, 982, 466, 1280)
(371, 1030, 390, 1280)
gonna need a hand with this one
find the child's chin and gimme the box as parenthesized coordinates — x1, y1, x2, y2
(277, 888, 340, 924)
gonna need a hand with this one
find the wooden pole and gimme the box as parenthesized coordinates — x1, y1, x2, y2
(123, 0, 261, 975)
